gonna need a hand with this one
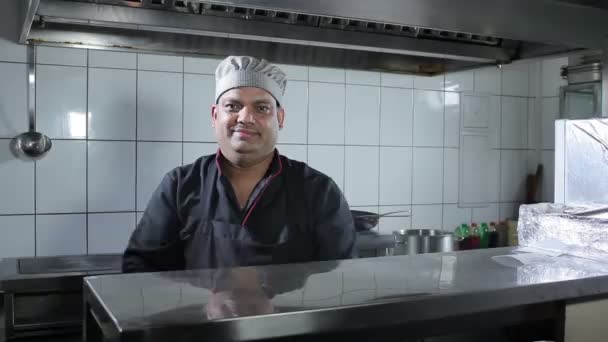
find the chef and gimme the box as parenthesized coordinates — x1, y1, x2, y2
(123, 56, 356, 272)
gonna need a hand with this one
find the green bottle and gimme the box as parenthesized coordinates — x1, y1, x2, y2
(480, 222, 490, 248)
(455, 223, 470, 250)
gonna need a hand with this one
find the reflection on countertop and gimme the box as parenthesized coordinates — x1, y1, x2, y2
(85, 247, 608, 333)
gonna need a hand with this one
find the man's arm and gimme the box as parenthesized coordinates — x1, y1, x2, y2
(312, 178, 357, 260)
(122, 172, 185, 273)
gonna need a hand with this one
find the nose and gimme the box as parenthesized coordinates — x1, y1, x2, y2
(236, 105, 255, 125)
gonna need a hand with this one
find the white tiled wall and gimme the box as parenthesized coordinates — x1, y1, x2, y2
(0, 38, 563, 257)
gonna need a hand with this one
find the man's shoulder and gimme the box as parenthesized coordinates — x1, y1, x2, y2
(166, 154, 216, 182)
(280, 155, 337, 189)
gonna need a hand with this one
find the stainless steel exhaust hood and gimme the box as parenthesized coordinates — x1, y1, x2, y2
(16, 0, 608, 75)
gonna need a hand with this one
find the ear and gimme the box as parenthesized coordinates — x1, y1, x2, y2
(211, 104, 218, 128)
(277, 107, 285, 129)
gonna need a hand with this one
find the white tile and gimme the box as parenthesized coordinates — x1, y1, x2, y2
(345, 85, 380, 145)
(488, 149, 501, 203)
(88, 68, 136, 140)
(541, 57, 568, 97)
(528, 61, 541, 98)
(414, 75, 444, 91)
(183, 73, 215, 142)
(501, 63, 529, 97)
(278, 81, 308, 144)
(527, 98, 540, 150)
(137, 71, 183, 141)
(540, 150, 555, 202)
(526, 150, 540, 175)
(36, 65, 87, 139)
(183, 142, 217, 165)
(442, 205, 472, 231)
(0, 63, 27, 138)
(500, 150, 527, 202)
(88, 141, 136, 212)
(444, 92, 460, 147)
(0, 140, 34, 214)
(277, 144, 307, 163)
(411, 204, 443, 229)
(462, 95, 490, 129)
(0, 216, 35, 258)
(344, 146, 379, 206)
(378, 205, 411, 234)
(501, 96, 528, 149)
(444, 71, 474, 92)
(88, 50, 136, 69)
(137, 53, 183, 72)
(275, 63, 308, 81)
(489, 96, 502, 149)
(499, 203, 519, 221)
(36, 140, 86, 213)
(474, 67, 501, 95)
(541, 97, 559, 149)
(137, 142, 182, 211)
(309, 67, 344, 83)
(184, 56, 221, 74)
(472, 204, 499, 224)
(460, 135, 490, 206)
(379, 147, 412, 205)
(443, 148, 459, 204)
(346, 70, 380, 86)
(412, 148, 443, 204)
(36, 214, 87, 256)
(307, 145, 344, 190)
(381, 73, 414, 88)
(88, 213, 137, 254)
(380, 87, 413, 146)
(36, 46, 87, 66)
(413, 90, 444, 147)
(308, 83, 345, 144)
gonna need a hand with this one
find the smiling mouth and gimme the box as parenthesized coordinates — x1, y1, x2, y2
(232, 129, 259, 138)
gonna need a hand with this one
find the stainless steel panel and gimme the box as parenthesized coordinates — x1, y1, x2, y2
(84, 247, 608, 342)
(18, 0, 40, 44)
(193, 0, 608, 48)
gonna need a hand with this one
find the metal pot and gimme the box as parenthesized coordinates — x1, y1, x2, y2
(393, 229, 455, 255)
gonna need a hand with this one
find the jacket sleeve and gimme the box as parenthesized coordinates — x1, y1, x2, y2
(122, 171, 185, 273)
(312, 178, 357, 260)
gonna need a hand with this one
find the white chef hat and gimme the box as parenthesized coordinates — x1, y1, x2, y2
(214, 56, 287, 106)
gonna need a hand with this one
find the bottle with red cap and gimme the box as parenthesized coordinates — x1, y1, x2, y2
(470, 223, 481, 249)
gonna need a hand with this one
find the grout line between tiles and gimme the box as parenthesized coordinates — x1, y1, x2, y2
(85, 49, 90, 255)
(376, 86, 381, 232)
(32, 45, 37, 257)
(181, 65, 185, 166)
(135, 56, 139, 213)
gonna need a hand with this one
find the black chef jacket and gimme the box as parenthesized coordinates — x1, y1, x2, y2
(123, 150, 356, 272)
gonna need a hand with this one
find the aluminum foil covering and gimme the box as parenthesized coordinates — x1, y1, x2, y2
(518, 203, 608, 261)
(562, 118, 608, 205)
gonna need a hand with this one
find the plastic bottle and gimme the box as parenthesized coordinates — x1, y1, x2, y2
(470, 223, 481, 249)
(479, 222, 490, 248)
(488, 222, 499, 248)
(455, 223, 471, 250)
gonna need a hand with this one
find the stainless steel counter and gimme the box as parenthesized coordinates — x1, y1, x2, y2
(84, 247, 608, 341)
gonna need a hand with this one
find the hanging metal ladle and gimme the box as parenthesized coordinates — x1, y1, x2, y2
(10, 45, 52, 160)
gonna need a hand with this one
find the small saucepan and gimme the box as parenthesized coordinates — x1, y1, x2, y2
(350, 210, 411, 232)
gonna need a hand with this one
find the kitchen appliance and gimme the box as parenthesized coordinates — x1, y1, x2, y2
(0, 254, 121, 340)
(393, 229, 456, 255)
(15, 0, 601, 76)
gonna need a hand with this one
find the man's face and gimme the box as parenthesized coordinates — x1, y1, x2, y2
(212, 87, 285, 159)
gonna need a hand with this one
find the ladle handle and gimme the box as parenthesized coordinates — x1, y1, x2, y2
(27, 44, 36, 132)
